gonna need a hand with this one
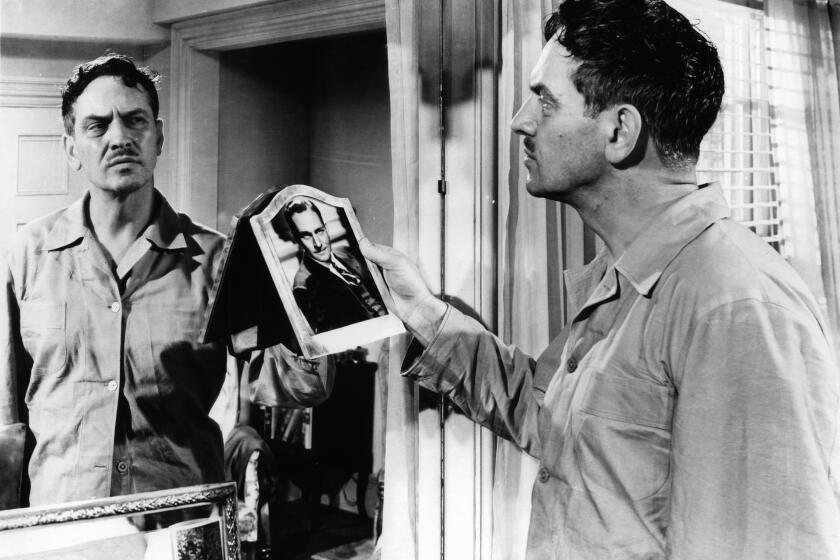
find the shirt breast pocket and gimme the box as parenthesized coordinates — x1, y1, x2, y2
(20, 301, 68, 375)
(573, 371, 674, 502)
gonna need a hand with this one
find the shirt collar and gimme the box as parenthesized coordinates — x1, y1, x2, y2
(614, 182, 729, 296)
(43, 194, 89, 252)
(143, 191, 188, 251)
(43, 189, 188, 252)
(563, 183, 730, 309)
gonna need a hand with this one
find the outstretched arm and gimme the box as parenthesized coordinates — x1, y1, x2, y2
(361, 238, 544, 455)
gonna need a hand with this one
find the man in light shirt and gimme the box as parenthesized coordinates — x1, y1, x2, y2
(361, 0, 840, 558)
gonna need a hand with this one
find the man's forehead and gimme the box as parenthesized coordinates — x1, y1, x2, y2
(529, 39, 573, 91)
(293, 209, 324, 227)
(74, 75, 152, 114)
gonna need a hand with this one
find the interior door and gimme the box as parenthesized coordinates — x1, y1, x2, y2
(0, 106, 86, 252)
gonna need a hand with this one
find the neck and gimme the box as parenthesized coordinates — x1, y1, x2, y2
(568, 167, 698, 258)
(87, 185, 155, 262)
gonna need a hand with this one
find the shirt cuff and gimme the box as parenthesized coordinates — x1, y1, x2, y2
(401, 305, 479, 395)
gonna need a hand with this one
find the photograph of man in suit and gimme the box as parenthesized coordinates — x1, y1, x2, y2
(284, 198, 387, 334)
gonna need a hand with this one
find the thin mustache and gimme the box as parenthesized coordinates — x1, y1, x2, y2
(523, 139, 536, 155)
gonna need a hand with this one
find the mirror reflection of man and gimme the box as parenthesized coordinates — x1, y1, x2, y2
(0, 54, 333, 510)
(284, 199, 386, 334)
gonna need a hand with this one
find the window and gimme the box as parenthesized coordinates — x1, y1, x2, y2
(671, 0, 782, 251)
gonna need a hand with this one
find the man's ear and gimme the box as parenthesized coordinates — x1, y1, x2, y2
(62, 133, 82, 171)
(155, 119, 164, 156)
(604, 104, 647, 169)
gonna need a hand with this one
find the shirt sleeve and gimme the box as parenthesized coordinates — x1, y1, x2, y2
(0, 252, 26, 509)
(668, 298, 840, 559)
(245, 343, 335, 408)
(402, 305, 543, 457)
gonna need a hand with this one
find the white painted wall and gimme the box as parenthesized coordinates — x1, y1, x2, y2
(1, 0, 168, 43)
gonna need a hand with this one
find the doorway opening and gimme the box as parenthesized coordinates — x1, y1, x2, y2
(216, 30, 392, 560)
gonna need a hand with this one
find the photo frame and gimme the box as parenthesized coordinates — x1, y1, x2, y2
(0, 482, 238, 560)
(250, 185, 404, 358)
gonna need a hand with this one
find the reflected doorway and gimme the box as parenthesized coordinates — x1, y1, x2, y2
(216, 30, 391, 560)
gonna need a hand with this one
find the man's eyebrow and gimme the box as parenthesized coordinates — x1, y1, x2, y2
(79, 108, 150, 123)
(79, 113, 111, 123)
(121, 108, 151, 117)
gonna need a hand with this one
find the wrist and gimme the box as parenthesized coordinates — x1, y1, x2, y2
(405, 296, 447, 347)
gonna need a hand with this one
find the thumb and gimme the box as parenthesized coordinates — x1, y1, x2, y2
(359, 237, 399, 267)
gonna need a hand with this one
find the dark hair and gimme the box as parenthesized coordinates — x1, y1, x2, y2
(283, 198, 324, 240)
(545, 0, 724, 168)
(61, 53, 160, 135)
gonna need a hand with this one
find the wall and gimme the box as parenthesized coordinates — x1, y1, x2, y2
(2, 0, 167, 43)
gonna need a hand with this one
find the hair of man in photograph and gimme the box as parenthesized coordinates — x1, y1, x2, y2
(60, 53, 161, 135)
(545, 0, 725, 168)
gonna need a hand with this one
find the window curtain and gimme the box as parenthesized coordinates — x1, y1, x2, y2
(764, 0, 840, 346)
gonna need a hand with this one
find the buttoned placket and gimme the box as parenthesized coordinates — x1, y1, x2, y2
(81, 233, 154, 495)
(536, 265, 630, 483)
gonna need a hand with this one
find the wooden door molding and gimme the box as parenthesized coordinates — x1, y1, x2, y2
(0, 77, 64, 108)
(167, 0, 386, 227)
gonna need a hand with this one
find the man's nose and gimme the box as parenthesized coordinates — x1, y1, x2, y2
(511, 95, 537, 136)
(107, 117, 132, 150)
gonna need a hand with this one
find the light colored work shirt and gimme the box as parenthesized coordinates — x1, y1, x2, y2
(405, 184, 840, 559)
(0, 190, 332, 507)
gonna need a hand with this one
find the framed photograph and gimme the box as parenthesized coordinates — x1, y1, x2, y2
(250, 185, 404, 358)
(0, 483, 238, 560)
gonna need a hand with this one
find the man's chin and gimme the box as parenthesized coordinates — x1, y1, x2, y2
(97, 181, 149, 198)
(524, 177, 545, 197)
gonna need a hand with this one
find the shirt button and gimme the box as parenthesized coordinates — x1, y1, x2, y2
(109, 301, 121, 313)
(567, 357, 578, 373)
(538, 467, 550, 483)
(106, 380, 118, 392)
(116, 461, 129, 474)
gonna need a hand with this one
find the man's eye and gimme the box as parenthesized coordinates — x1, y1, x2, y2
(86, 123, 105, 135)
(539, 96, 553, 114)
(127, 116, 148, 128)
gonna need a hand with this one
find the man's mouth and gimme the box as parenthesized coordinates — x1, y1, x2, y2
(107, 156, 140, 167)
